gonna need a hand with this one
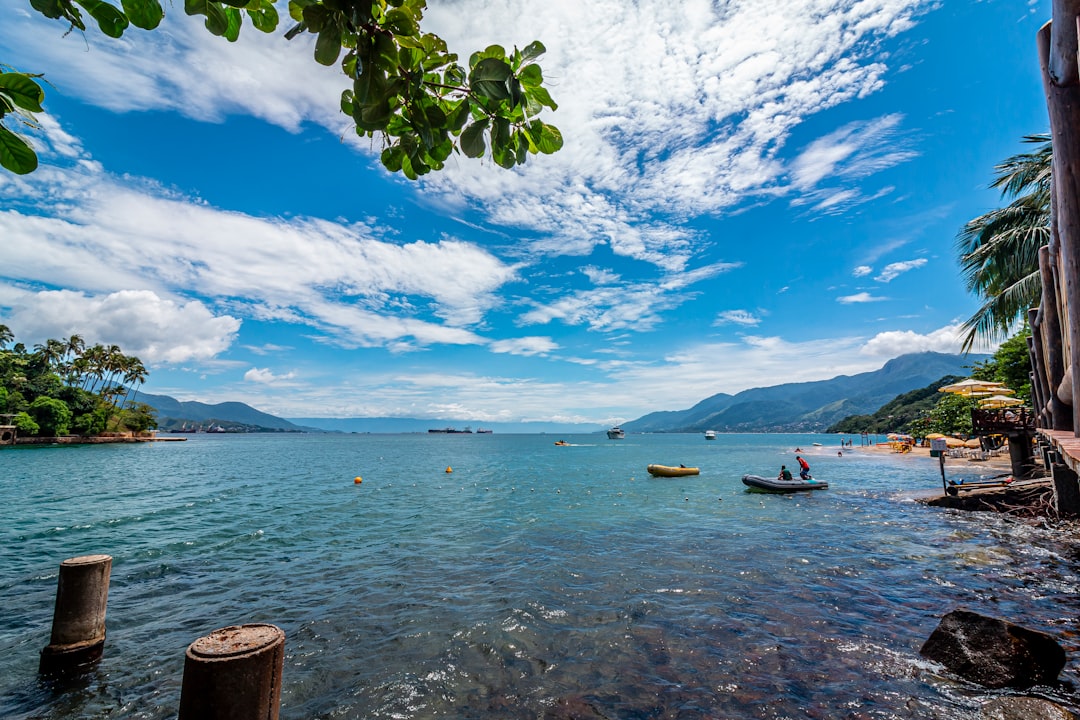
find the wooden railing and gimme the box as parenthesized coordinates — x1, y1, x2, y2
(972, 408, 1036, 434)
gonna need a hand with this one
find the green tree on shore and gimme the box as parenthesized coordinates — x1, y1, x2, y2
(3, 0, 561, 177)
(0, 323, 156, 436)
(957, 134, 1050, 351)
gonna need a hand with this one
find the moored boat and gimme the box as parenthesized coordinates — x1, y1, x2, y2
(607, 426, 625, 439)
(704, 430, 716, 440)
(742, 474, 828, 493)
(647, 464, 700, 477)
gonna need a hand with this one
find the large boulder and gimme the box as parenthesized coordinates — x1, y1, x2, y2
(982, 696, 1076, 719)
(920, 609, 1066, 689)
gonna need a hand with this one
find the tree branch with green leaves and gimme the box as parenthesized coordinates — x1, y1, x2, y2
(3, 0, 562, 177)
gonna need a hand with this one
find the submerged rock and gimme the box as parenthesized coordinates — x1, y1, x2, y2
(982, 696, 1076, 719)
(921, 609, 1066, 689)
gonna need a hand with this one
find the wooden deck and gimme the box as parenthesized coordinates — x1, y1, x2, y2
(1038, 429, 1080, 473)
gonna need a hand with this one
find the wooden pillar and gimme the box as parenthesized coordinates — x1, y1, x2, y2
(1052, 460, 1080, 517)
(1008, 432, 1038, 479)
(39, 554, 112, 675)
(1040, 13, 1080, 436)
(1040, 246, 1071, 429)
(179, 624, 285, 720)
(1028, 314, 1051, 428)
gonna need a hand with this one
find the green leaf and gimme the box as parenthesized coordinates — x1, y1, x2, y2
(223, 6, 242, 41)
(185, 0, 229, 36)
(518, 64, 542, 87)
(525, 85, 557, 111)
(460, 119, 488, 158)
(287, 0, 314, 22)
(246, 0, 278, 32)
(300, 3, 328, 32)
(30, 0, 67, 20)
(536, 122, 562, 154)
(384, 7, 417, 36)
(314, 24, 342, 65)
(381, 144, 404, 172)
(470, 58, 512, 101)
(520, 40, 546, 63)
(0, 75, 45, 113)
(0, 125, 39, 175)
(75, 0, 129, 38)
(121, 0, 164, 29)
(340, 89, 354, 116)
(445, 100, 470, 132)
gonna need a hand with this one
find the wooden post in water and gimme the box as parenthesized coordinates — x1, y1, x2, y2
(39, 554, 112, 675)
(1052, 460, 1080, 517)
(1039, 12, 1080, 435)
(1039, 246, 1071, 430)
(178, 624, 285, 720)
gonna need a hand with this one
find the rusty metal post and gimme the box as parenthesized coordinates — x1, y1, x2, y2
(39, 554, 112, 675)
(178, 624, 285, 720)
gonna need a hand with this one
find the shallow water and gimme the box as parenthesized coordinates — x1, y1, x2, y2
(2, 432, 1079, 719)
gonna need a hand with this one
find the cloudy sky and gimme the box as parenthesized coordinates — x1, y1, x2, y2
(0, 0, 1050, 426)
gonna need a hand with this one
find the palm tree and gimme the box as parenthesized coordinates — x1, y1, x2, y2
(957, 133, 1051, 351)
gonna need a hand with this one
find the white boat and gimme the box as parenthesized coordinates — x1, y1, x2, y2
(704, 430, 716, 440)
(607, 426, 625, 439)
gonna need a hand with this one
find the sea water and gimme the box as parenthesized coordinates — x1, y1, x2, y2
(1, 432, 1079, 719)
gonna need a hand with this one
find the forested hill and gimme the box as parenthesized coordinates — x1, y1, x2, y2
(623, 352, 985, 433)
(138, 392, 307, 431)
(825, 375, 965, 434)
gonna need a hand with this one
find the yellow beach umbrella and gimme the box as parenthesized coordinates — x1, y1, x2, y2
(978, 394, 1024, 409)
(938, 378, 1006, 396)
(925, 432, 946, 439)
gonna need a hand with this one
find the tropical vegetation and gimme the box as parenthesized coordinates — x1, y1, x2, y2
(0, 324, 156, 437)
(825, 375, 964, 435)
(2, 0, 561, 176)
(957, 134, 1050, 351)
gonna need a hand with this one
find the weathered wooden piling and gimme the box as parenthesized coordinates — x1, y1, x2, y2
(178, 623, 285, 720)
(39, 554, 112, 675)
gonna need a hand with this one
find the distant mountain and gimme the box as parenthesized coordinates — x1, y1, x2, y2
(623, 352, 987, 433)
(137, 392, 309, 432)
(287, 417, 602, 434)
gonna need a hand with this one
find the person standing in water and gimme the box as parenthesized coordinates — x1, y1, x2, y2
(796, 455, 811, 480)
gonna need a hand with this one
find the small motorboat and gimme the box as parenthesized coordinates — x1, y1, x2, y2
(647, 464, 700, 477)
(742, 474, 828, 493)
(554, 440, 569, 446)
(704, 430, 716, 440)
(607, 426, 626, 439)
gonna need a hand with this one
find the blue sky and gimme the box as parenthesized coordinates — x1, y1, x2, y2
(0, 0, 1051, 426)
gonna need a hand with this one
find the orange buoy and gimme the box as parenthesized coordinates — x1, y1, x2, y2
(354, 476, 362, 484)
(445, 466, 453, 473)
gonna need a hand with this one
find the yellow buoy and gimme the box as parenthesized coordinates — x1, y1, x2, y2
(445, 466, 453, 473)
(354, 476, 362, 484)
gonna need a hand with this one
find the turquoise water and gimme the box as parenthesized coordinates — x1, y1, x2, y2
(2, 432, 1079, 718)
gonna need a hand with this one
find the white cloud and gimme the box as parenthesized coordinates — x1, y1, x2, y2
(0, 287, 240, 363)
(715, 310, 761, 326)
(244, 367, 297, 384)
(860, 323, 997, 357)
(2, 0, 934, 274)
(875, 258, 928, 282)
(489, 336, 559, 356)
(837, 292, 888, 304)
(0, 159, 519, 350)
(853, 265, 873, 277)
(521, 261, 740, 332)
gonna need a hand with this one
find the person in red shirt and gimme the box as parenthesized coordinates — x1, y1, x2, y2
(796, 455, 811, 480)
